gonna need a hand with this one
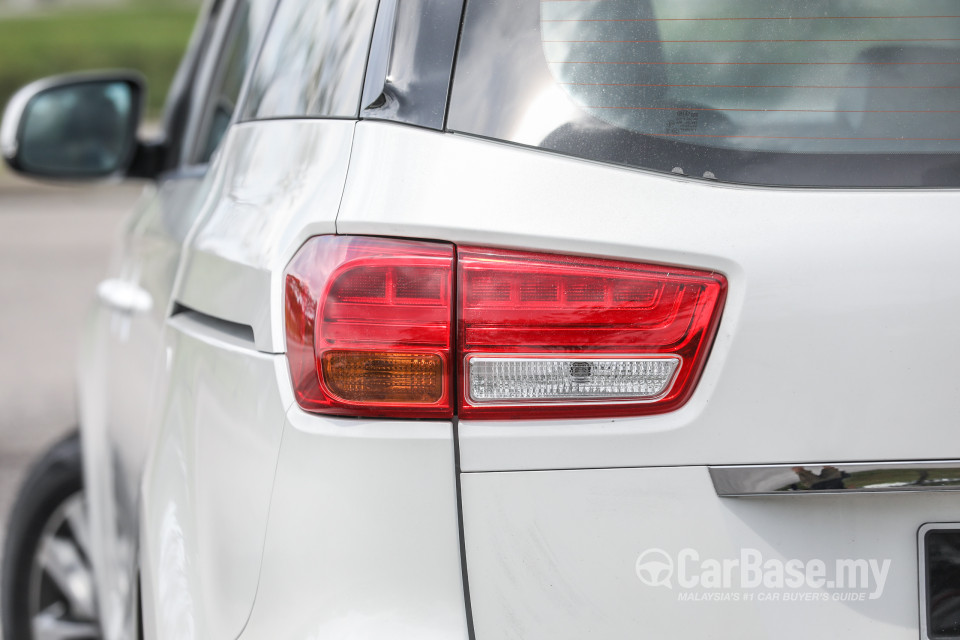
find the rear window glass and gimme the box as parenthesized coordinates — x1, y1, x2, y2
(448, 0, 960, 187)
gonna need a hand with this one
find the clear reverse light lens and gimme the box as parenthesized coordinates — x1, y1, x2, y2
(468, 357, 680, 404)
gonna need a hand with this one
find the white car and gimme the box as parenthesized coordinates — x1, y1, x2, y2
(2, 0, 960, 638)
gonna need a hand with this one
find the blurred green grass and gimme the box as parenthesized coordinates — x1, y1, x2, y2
(0, 3, 199, 119)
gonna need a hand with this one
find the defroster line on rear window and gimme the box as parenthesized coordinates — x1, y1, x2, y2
(559, 83, 960, 90)
(646, 134, 960, 142)
(541, 15, 960, 22)
(584, 106, 960, 113)
(543, 38, 960, 43)
(548, 61, 960, 65)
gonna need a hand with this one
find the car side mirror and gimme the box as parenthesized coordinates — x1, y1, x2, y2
(1, 72, 145, 180)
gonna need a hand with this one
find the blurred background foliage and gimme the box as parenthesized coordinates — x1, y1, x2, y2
(0, 0, 200, 119)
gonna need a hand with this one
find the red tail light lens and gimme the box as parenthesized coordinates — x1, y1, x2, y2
(284, 236, 454, 418)
(458, 247, 727, 419)
(285, 237, 725, 420)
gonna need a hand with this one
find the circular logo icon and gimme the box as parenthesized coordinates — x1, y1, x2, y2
(635, 549, 674, 588)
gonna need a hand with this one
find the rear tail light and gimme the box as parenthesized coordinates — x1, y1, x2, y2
(285, 236, 454, 418)
(458, 247, 726, 419)
(285, 237, 726, 420)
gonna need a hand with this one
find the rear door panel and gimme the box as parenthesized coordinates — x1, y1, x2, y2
(78, 176, 205, 640)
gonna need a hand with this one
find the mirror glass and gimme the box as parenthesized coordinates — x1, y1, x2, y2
(18, 80, 137, 177)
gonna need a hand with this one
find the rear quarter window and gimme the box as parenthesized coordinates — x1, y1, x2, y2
(447, 0, 960, 187)
(240, 0, 378, 120)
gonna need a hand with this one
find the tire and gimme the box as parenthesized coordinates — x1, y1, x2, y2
(1, 431, 100, 639)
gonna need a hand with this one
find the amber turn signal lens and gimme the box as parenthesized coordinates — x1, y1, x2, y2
(321, 351, 444, 404)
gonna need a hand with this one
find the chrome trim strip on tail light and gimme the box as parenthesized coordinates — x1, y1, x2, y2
(710, 461, 960, 497)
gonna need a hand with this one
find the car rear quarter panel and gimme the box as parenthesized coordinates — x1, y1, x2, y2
(175, 119, 357, 352)
(141, 119, 470, 640)
(139, 316, 291, 640)
(238, 413, 469, 640)
(140, 119, 356, 638)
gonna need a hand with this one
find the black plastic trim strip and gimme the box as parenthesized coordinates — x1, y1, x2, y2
(360, 0, 467, 131)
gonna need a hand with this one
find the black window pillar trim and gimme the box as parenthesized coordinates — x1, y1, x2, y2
(360, 0, 466, 131)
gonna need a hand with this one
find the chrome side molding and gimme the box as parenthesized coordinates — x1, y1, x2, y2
(710, 461, 960, 497)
